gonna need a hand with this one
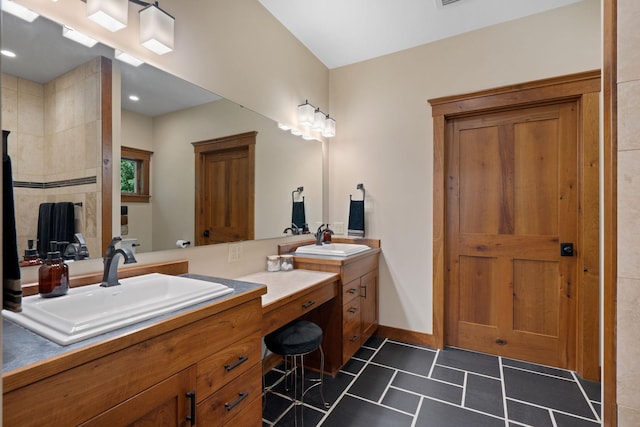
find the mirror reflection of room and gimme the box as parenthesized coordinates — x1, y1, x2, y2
(1, 10, 323, 262)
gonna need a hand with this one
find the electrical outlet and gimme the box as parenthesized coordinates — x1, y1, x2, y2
(333, 222, 345, 235)
(228, 243, 242, 262)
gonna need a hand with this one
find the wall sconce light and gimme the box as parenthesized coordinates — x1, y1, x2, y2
(115, 49, 144, 66)
(139, 2, 174, 55)
(1, 0, 39, 22)
(297, 100, 315, 128)
(322, 115, 336, 138)
(87, 0, 128, 32)
(62, 25, 99, 47)
(311, 108, 326, 132)
(82, 0, 174, 55)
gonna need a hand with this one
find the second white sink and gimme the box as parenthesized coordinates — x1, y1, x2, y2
(295, 243, 370, 257)
(2, 273, 233, 345)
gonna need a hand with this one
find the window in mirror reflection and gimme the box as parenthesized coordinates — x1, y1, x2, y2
(121, 146, 152, 203)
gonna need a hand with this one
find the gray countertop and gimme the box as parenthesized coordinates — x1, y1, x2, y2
(2, 274, 264, 373)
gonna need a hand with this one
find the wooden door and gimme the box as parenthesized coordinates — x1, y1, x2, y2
(193, 132, 256, 245)
(445, 102, 578, 369)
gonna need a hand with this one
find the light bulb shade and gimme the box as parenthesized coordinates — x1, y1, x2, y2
(2, 0, 39, 22)
(62, 26, 99, 48)
(87, 0, 128, 32)
(139, 4, 174, 55)
(115, 49, 144, 67)
(311, 109, 326, 132)
(322, 116, 336, 138)
(297, 102, 315, 128)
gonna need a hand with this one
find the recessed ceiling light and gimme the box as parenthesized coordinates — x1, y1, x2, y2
(129, 95, 140, 101)
(1, 49, 17, 58)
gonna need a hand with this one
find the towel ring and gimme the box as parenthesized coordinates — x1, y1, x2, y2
(292, 186, 304, 202)
(350, 183, 365, 201)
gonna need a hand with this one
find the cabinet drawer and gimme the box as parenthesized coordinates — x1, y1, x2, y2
(197, 363, 261, 426)
(196, 332, 261, 401)
(263, 281, 337, 335)
(223, 391, 262, 427)
(343, 322, 361, 362)
(343, 254, 378, 284)
(343, 299, 360, 329)
(342, 279, 360, 304)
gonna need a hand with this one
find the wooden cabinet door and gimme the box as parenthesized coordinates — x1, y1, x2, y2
(79, 367, 196, 427)
(360, 271, 378, 341)
(445, 102, 578, 369)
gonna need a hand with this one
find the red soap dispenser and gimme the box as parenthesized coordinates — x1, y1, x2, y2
(38, 241, 69, 298)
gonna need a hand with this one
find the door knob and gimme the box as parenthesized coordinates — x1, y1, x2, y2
(203, 229, 210, 238)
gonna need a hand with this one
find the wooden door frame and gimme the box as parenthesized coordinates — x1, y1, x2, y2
(192, 131, 256, 245)
(429, 70, 601, 381)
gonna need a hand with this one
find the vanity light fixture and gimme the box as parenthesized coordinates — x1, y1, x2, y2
(81, 0, 175, 55)
(297, 100, 315, 128)
(62, 26, 99, 48)
(87, 0, 128, 32)
(277, 123, 291, 131)
(302, 134, 316, 141)
(115, 49, 144, 67)
(291, 128, 303, 136)
(1, 0, 39, 22)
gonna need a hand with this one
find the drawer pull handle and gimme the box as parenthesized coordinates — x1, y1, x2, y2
(361, 285, 367, 298)
(225, 355, 249, 372)
(348, 307, 358, 314)
(225, 392, 249, 411)
(347, 288, 357, 294)
(350, 335, 359, 342)
(186, 391, 196, 426)
(302, 300, 316, 309)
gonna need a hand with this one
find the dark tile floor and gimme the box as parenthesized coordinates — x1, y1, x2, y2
(262, 337, 601, 427)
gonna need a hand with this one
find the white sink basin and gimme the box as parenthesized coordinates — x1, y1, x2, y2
(295, 243, 370, 257)
(2, 273, 233, 345)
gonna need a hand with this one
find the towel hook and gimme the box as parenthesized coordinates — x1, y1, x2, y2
(350, 183, 365, 201)
(292, 186, 304, 203)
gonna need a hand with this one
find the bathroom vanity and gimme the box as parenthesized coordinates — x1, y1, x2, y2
(2, 266, 266, 427)
(279, 238, 381, 374)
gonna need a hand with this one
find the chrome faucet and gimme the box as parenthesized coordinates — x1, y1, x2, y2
(315, 224, 334, 245)
(283, 223, 301, 235)
(100, 237, 137, 287)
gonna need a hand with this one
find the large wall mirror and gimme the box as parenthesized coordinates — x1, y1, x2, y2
(1, 11, 323, 264)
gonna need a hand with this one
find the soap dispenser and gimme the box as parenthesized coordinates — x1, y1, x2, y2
(38, 241, 69, 298)
(19, 239, 43, 267)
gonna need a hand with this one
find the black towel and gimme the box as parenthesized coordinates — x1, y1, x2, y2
(292, 201, 306, 229)
(53, 202, 75, 245)
(3, 151, 22, 312)
(37, 202, 55, 258)
(348, 200, 365, 237)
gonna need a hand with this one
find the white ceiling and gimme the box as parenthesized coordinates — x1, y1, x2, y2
(258, 0, 585, 69)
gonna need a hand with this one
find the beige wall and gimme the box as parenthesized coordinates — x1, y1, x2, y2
(328, 0, 601, 333)
(616, 0, 640, 424)
(1, 58, 102, 258)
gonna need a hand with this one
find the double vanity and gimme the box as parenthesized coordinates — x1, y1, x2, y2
(2, 239, 380, 426)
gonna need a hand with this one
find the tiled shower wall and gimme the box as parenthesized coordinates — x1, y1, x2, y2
(1, 57, 101, 260)
(616, 0, 640, 425)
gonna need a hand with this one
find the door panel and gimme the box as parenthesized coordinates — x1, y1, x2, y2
(446, 102, 578, 369)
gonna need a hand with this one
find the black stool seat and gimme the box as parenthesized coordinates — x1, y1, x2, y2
(265, 320, 323, 355)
